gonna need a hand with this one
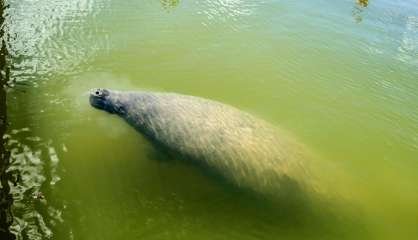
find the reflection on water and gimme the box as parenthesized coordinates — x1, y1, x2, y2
(5, 0, 110, 85)
(160, 0, 180, 10)
(6, 128, 68, 240)
(0, 0, 14, 238)
(357, 0, 368, 7)
(352, 0, 368, 22)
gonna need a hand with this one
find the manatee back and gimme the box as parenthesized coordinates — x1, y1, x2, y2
(123, 92, 314, 195)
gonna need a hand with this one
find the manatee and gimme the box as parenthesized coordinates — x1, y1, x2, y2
(89, 88, 317, 196)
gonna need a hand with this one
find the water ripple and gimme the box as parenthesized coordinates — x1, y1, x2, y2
(6, 128, 68, 239)
(397, 16, 418, 65)
(196, 0, 261, 29)
(5, 0, 110, 84)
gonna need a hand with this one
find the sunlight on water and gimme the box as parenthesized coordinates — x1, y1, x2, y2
(4, 0, 418, 239)
(398, 16, 418, 65)
(5, 0, 110, 84)
(6, 128, 66, 239)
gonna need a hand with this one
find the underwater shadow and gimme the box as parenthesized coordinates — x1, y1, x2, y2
(144, 143, 368, 239)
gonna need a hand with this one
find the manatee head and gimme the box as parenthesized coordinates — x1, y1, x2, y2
(89, 88, 126, 115)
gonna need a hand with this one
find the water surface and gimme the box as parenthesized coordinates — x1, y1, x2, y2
(4, 0, 418, 239)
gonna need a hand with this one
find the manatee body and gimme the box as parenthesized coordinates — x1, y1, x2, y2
(89, 89, 315, 196)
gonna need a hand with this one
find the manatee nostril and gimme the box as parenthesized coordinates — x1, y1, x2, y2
(96, 90, 100, 95)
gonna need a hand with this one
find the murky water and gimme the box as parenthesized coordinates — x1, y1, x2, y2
(3, 0, 418, 239)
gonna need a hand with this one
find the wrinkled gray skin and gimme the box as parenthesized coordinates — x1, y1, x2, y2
(89, 88, 315, 196)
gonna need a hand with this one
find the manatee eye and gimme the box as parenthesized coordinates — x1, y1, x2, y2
(96, 90, 100, 95)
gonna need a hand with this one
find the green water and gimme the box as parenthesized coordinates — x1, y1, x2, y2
(4, 0, 418, 239)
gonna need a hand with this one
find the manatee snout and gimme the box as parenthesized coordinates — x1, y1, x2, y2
(89, 88, 114, 113)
